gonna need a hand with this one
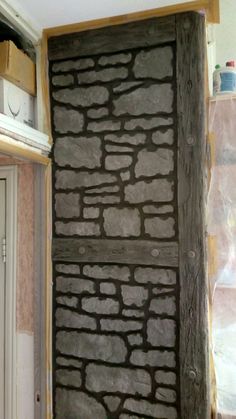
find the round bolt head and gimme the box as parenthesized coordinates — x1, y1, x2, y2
(78, 246, 86, 255)
(187, 136, 195, 145)
(188, 250, 196, 258)
(189, 369, 197, 380)
(151, 248, 160, 257)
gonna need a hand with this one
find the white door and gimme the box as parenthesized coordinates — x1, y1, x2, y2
(0, 179, 6, 419)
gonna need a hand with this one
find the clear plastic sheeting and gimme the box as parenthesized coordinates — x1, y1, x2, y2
(208, 97, 236, 418)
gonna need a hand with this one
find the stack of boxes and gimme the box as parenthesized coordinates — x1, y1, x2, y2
(0, 40, 36, 127)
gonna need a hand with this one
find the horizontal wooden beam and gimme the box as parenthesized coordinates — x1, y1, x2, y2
(0, 135, 51, 165)
(52, 238, 179, 267)
(48, 15, 175, 60)
(44, 1, 210, 40)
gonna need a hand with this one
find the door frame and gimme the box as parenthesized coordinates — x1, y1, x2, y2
(0, 165, 17, 419)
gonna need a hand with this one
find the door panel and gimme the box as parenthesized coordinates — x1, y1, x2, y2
(49, 12, 208, 419)
(0, 180, 6, 419)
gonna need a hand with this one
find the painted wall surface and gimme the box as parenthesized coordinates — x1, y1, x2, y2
(10, 0, 196, 28)
(215, 0, 236, 67)
(0, 157, 35, 419)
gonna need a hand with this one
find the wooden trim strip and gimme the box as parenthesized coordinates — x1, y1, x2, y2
(176, 12, 210, 419)
(207, 0, 220, 23)
(0, 136, 51, 165)
(52, 238, 179, 267)
(43, 0, 209, 39)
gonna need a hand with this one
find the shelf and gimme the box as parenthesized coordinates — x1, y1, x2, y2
(0, 113, 51, 154)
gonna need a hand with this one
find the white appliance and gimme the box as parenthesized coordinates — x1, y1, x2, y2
(0, 76, 35, 128)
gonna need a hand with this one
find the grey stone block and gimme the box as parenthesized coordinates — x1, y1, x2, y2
(56, 308, 96, 330)
(56, 296, 78, 308)
(147, 318, 176, 347)
(105, 133, 146, 145)
(135, 148, 174, 177)
(130, 349, 176, 367)
(56, 357, 82, 368)
(135, 268, 176, 285)
(124, 398, 177, 419)
(143, 204, 174, 214)
(133, 46, 173, 79)
(83, 207, 100, 219)
(127, 334, 143, 346)
(81, 297, 119, 314)
(78, 67, 128, 84)
(121, 285, 148, 307)
(55, 221, 100, 236)
(52, 74, 74, 87)
(113, 85, 173, 116)
(103, 396, 120, 412)
(125, 179, 173, 204)
(56, 170, 116, 190)
(86, 363, 151, 396)
(54, 106, 84, 134)
(53, 86, 109, 107)
(104, 208, 141, 237)
(119, 415, 141, 419)
(88, 120, 121, 132)
(105, 144, 133, 153)
(54, 136, 102, 169)
(83, 265, 130, 281)
(155, 370, 176, 385)
(52, 58, 94, 73)
(124, 116, 173, 131)
(56, 276, 95, 294)
(85, 185, 119, 194)
(55, 193, 80, 218)
(55, 388, 106, 419)
(156, 387, 177, 403)
(100, 319, 142, 332)
(145, 217, 175, 238)
(153, 287, 175, 295)
(150, 296, 176, 316)
(99, 52, 132, 66)
(87, 107, 109, 119)
(84, 195, 120, 205)
(55, 264, 80, 274)
(56, 331, 127, 363)
(105, 155, 132, 171)
(152, 128, 174, 145)
(122, 309, 144, 318)
(56, 369, 82, 388)
(120, 171, 130, 181)
(113, 81, 142, 93)
(100, 282, 116, 295)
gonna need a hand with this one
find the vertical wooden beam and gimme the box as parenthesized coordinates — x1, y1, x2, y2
(176, 12, 210, 419)
(207, 0, 220, 23)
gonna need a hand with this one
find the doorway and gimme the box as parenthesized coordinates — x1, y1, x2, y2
(0, 166, 17, 419)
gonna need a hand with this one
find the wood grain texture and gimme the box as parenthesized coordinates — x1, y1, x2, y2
(52, 238, 178, 267)
(176, 12, 210, 419)
(44, 0, 210, 39)
(48, 15, 176, 60)
(0, 135, 50, 165)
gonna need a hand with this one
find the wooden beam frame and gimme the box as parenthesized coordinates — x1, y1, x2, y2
(176, 12, 210, 419)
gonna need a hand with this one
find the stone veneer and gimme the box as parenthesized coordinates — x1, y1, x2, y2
(50, 43, 179, 419)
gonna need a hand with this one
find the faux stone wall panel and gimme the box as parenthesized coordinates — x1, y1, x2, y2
(56, 331, 127, 363)
(54, 136, 102, 169)
(113, 84, 173, 116)
(51, 38, 179, 419)
(85, 363, 151, 396)
(133, 46, 173, 79)
(53, 85, 109, 107)
(53, 106, 84, 133)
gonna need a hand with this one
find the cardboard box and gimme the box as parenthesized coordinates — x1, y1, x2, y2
(0, 41, 36, 96)
(0, 77, 35, 128)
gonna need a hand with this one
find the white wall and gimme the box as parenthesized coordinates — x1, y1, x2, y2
(215, 0, 236, 67)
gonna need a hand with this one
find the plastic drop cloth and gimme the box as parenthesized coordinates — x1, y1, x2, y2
(208, 97, 236, 418)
